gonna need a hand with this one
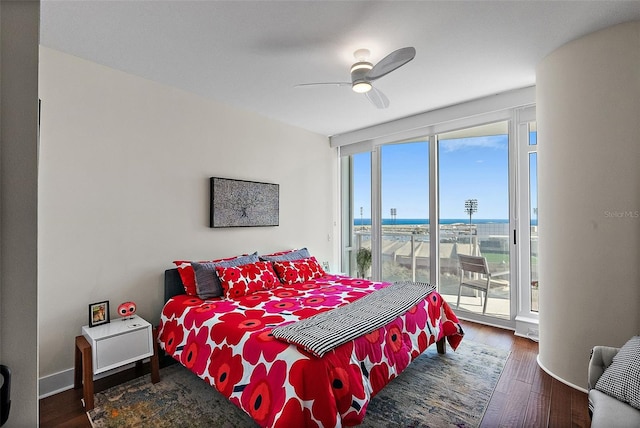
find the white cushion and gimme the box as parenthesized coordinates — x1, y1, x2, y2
(589, 389, 640, 428)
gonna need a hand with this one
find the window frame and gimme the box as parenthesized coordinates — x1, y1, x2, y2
(338, 90, 536, 330)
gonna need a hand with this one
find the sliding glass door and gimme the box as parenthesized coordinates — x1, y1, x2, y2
(516, 111, 539, 325)
(343, 152, 372, 278)
(340, 105, 538, 329)
(529, 127, 538, 313)
(437, 122, 511, 320)
(380, 141, 429, 282)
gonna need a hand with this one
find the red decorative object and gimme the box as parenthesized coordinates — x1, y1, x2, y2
(117, 301, 137, 319)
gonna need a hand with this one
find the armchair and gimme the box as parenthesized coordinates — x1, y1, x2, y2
(588, 345, 640, 427)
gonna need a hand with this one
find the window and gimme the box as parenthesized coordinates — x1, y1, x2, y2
(515, 107, 539, 337)
(438, 122, 511, 320)
(380, 141, 429, 282)
(342, 152, 371, 278)
(338, 90, 536, 330)
(530, 148, 539, 312)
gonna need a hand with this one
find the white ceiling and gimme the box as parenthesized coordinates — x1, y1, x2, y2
(39, 1, 640, 137)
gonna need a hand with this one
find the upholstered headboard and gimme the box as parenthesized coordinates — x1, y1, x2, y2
(164, 268, 185, 303)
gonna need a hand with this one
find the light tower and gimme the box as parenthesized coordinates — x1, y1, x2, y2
(464, 199, 478, 225)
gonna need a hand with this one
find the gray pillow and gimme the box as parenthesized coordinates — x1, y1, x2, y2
(192, 252, 259, 299)
(259, 247, 310, 262)
(595, 336, 640, 410)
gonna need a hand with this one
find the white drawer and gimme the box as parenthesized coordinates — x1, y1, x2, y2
(94, 326, 152, 372)
(82, 316, 154, 375)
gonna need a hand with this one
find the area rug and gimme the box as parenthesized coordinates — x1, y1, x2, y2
(88, 340, 509, 428)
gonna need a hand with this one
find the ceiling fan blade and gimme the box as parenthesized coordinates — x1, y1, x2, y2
(365, 86, 389, 109)
(294, 82, 351, 88)
(367, 47, 416, 81)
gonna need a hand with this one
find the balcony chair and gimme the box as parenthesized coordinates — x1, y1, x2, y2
(456, 254, 509, 314)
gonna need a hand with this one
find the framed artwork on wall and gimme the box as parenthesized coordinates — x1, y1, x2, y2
(210, 177, 279, 228)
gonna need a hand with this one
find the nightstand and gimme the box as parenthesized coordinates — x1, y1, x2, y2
(74, 315, 160, 410)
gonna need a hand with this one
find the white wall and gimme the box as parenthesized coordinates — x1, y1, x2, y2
(537, 21, 640, 389)
(1, 1, 40, 425)
(38, 47, 337, 387)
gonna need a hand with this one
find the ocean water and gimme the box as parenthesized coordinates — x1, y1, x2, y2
(354, 218, 512, 226)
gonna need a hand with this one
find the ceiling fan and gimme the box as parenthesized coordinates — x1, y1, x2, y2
(295, 47, 416, 109)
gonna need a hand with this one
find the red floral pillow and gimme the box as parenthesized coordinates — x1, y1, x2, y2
(173, 252, 256, 295)
(216, 261, 279, 299)
(272, 256, 326, 285)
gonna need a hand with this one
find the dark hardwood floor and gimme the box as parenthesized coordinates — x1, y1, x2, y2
(39, 320, 591, 427)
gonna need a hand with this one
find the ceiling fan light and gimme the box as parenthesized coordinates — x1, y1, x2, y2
(352, 81, 372, 93)
(351, 60, 373, 93)
(350, 61, 373, 73)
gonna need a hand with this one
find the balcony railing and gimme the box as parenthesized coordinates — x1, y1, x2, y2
(347, 224, 537, 318)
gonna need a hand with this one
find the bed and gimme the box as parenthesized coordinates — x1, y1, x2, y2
(158, 254, 464, 428)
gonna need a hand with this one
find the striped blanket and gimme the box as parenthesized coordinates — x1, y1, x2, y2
(271, 281, 436, 357)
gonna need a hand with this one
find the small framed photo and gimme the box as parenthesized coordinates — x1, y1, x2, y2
(89, 300, 110, 327)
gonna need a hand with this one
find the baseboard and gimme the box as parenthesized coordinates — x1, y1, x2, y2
(39, 368, 75, 399)
(537, 354, 588, 394)
(514, 316, 539, 342)
(38, 361, 141, 399)
(456, 313, 515, 332)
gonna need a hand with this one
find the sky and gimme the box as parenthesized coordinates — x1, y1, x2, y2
(352, 131, 536, 220)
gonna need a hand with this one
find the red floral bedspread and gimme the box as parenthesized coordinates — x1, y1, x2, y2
(158, 275, 463, 427)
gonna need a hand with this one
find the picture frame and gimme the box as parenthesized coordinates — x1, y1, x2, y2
(210, 177, 279, 228)
(89, 300, 110, 327)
